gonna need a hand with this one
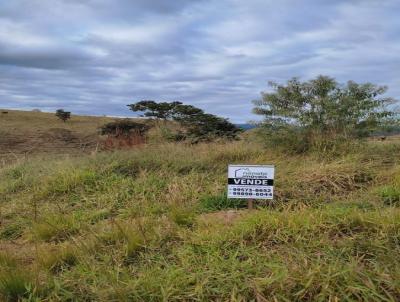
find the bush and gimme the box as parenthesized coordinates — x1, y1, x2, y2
(100, 120, 150, 137)
(253, 76, 398, 153)
(55, 109, 71, 122)
(256, 124, 362, 155)
(255, 126, 309, 154)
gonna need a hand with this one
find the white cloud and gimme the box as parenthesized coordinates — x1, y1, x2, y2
(0, 0, 399, 123)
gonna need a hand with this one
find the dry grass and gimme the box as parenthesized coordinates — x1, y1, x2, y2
(0, 137, 400, 300)
(0, 110, 146, 166)
(1, 110, 400, 300)
(0, 109, 114, 134)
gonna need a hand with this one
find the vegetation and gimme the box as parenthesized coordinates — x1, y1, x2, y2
(128, 100, 241, 142)
(1, 77, 399, 300)
(253, 76, 398, 152)
(0, 110, 113, 135)
(128, 100, 183, 120)
(0, 110, 136, 166)
(1, 128, 400, 300)
(55, 109, 71, 123)
(100, 119, 150, 136)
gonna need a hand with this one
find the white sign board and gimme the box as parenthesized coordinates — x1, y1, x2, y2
(227, 165, 274, 199)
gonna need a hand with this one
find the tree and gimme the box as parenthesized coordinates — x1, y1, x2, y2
(175, 111, 240, 141)
(127, 100, 241, 141)
(55, 109, 71, 122)
(253, 76, 397, 139)
(127, 100, 182, 119)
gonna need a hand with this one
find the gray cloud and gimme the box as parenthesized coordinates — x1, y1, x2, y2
(0, 0, 399, 123)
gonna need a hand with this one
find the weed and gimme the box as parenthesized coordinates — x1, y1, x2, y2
(125, 232, 146, 262)
(200, 194, 246, 212)
(380, 185, 400, 206)
(169, 207, 196, 227)
(0, 221, 24, 240)
(32, 214, 81, 242)
(38, 244, 79, 273)
(0, 270, 31, 302)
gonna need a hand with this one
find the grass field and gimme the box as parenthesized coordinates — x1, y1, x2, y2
(1, 111, 400, 301)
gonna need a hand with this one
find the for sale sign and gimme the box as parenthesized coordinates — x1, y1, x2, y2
(227, 165, 274, 199)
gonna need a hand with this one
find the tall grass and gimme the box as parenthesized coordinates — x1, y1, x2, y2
(1, 140, 400, 300)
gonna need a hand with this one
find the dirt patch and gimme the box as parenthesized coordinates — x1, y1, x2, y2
(0, 128, 99, 158)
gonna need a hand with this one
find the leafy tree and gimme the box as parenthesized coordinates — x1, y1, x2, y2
(176, 112, 240, 141)
(127, 100, 241, 141)
(253, 76, 397, 139)
(172, 104, 204, 121)
(127, 100, 182, 119)
(55, 109, 71, 122)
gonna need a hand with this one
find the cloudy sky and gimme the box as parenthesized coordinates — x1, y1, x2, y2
(0, 0, 399, 122)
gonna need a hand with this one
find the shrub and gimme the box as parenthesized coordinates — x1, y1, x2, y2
(256, 124, 363, 155)
(254, 125, 310, 154)
(100, 120, 150, 137)
(55, 109, 71, 122)
(253, 76, 398, 153)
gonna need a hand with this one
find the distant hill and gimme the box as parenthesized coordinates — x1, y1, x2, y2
(236, 123, 257, 130)
(371, 126, 400, 137)
(0, 109, 121, 159)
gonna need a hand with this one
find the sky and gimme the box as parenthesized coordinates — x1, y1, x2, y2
(0, 0, 399, 123)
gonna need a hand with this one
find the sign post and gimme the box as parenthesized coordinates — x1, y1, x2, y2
(227, 165, 275, 209)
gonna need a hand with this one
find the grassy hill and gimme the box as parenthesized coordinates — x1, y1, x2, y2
(0, 110, 115, 134)
(0, 110, 117, 163)
(1, 111, 400, 301)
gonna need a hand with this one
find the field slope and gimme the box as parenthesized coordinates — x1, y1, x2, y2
(1, 135, 400, 301)
(0, 110, 117, 162)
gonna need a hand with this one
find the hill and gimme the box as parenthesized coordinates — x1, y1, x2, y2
(1, 132, 400, 300)
(0, 110, 132, 164)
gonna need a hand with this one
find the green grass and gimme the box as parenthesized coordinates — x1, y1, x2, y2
(0, 270, 31, 302)
(0, 253, 33, 301)
(1, 139, 400, 300)
(199, 193, 247, 212)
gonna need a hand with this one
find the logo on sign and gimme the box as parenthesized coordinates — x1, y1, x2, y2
(235, 168, 269, 179)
